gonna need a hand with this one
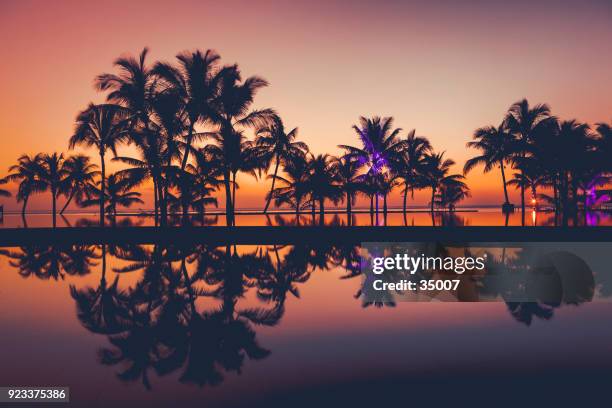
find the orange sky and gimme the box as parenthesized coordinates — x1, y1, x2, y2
(0, 0, 610, 211)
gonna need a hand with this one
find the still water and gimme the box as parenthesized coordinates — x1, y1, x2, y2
(2, 208, 612, 227)
(0, 242, 611, 407)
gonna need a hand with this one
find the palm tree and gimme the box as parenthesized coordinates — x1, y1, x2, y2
(188, 148, 222, 218)
(6, 154, 45, 217)
(305, 154, 340, 218)
(82, 173, 143, 223)
(254, 116, 307, 213)
(391, 130, 431, 214)
(334, 155, 361, 219)
(95, 48, 155, 128)
(152, 49, 222, 170)
(70, 103, 129, 226)
(422, 151, 463, 213)
(148, 89, 188, 225)
(504, 99, 551, 222)
(60, 155, 99, 214)
(37, 153, 67, 228)
(339, 116, 403, 214)
(269, 153, 310, 218)
(436, 178, 470, 211)
(464, 123, 515, 212)
(206, 64, 274, 225)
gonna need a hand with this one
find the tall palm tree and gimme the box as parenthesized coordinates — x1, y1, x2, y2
(423, 152, 463, 213)
(391, 130, 431, 214)
(148, 89, 188, 225)
(37, 153, 66, 228)
(339, 116, 403, 213)
(464, 123, 515, 212)
(152, 49, 222, 170)
(207, 64, 274, 225)
(255, 116, 307, 213)
(504, 99, 551, 222)
(70, 103, 129, 226)
(60, 155, 99, 214)
(6, 154, 44, 217)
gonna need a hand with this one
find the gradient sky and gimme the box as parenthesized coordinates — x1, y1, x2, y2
(0, 0, 610, 211)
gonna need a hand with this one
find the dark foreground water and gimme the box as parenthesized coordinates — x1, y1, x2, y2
(0, 242, 611, 407)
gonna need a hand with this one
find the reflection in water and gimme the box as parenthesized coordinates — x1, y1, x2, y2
(0, 242, 606, 391)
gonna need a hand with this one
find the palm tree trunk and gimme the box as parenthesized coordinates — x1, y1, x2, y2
(500, 160, 509, 205)
(232, 172, 237, 226)
(369, 195, 374, 214)
(383, 194, 388, 215)
(520, 183, 525, 226)
(100, 152, 106, 227)
(263, 156, 280, 213)
(403, 184, 408, 214)
(319, 198, 324, 226)
(180, 121, 195, 171)
(346, 192, 351, 214)
(430, 187, 435, 213)
(21, 195, 28, 217)
(224, 170, 232, 227)
(153, 179, 159, 226)
(51, 187, 57, 228)
(60, 190, 75, 214)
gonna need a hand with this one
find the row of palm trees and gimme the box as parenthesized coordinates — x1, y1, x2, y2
(2, 47, 470, 227)
(465, 98, 612, 225)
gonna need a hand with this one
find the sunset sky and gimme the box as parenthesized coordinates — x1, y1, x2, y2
(0, 0, 610, 211)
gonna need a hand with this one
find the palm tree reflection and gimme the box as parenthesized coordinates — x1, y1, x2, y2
(0, 241, 591, 389)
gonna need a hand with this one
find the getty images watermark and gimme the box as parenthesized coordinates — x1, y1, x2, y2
(359, 242, 612, 303)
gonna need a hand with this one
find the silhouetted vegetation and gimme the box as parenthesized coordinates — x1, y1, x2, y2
(1, 49, 609, 228)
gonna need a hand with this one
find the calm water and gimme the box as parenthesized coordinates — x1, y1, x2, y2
(2, 208, 612, 227)
(0, 242, 611, 407)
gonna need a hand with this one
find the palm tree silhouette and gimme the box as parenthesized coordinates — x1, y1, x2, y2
(37, 152, 67, 227)
(82, 173, 143, 224)
(464, 123, 514, 212)
(334, 155, 361, 222)
(147, 88, 188, 225)
(1, 245, 97, 280)
(70, 245, 130, 335)
(504, 99, 552, 224)
(305, 154, 340, 220)
(70, 103, 129, 226)
(255, 115, 307, 213)
(60, 155, 99, 214)
(340, 116, 403, 214)
(95, 48, 155, 128)
(435, 177, 470, 211)
(422, 151, 464, 214)
(6, 154, 45, 218)
(391, 130, 431, 215)
(207, 64, 274, 225)
(152, 49, 222, 171)
(113, 131, 164, 224)
(269, 153, 311, 218)
(204, 130, 259, 226)
(508, 157, 546, 210)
